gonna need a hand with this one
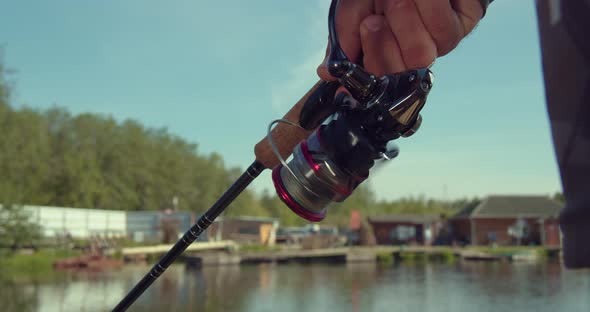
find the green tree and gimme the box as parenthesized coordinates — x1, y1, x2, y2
(0, 108, 52, 204)
(0, 58, 267, 214)
(552, 192, 565, 204)
(0, 204, 42, 249)
(0, 57, 482, 228)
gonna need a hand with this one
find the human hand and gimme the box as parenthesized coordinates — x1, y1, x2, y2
(317, 0, 487, 79)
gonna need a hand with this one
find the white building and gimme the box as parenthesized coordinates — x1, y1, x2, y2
(2, 205, 211, 243)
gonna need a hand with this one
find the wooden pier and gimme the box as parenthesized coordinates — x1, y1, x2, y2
(121, 240, 237, 257)
(120, 241, 556, 267)
(184, 246, 472, 267)
(240, 247, 372, 263)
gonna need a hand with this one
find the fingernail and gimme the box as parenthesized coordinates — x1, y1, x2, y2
(364, 17, 383, 32)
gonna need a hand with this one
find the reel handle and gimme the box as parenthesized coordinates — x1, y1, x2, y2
(254, 80, 323, 169)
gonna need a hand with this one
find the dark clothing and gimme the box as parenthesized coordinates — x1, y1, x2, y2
(534, 0, 590, 268)
(486, 0, 590, 267)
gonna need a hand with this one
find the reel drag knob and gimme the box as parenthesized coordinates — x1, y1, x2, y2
(401, 114, 423, 138)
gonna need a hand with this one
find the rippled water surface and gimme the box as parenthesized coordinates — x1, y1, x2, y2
(2, 260, 590, 312)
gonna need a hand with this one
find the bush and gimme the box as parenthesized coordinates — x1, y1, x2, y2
(399, 252, 426, 262)
(376, 252, 394, 265)
(239, 244, 280, 253)
(0, 204, 42, 250)
(0, 249, 81, 277)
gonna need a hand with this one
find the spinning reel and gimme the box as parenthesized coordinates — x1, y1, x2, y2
(270, 0, 434, 222)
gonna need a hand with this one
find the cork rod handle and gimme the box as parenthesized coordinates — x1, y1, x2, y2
(254, 80, 323, 169)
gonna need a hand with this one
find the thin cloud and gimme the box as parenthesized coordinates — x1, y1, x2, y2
(270, 0, 329, 114)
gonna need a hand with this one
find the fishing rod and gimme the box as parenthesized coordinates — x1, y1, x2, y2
(113, 0, 433, 310)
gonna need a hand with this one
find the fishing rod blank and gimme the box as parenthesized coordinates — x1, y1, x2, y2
(112, 82, 323, 311)
(112, 161, 265, 311)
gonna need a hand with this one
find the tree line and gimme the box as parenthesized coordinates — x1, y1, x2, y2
(0, 60, 494, 227)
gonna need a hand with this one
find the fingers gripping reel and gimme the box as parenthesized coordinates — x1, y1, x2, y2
(272, 0, 434, 222)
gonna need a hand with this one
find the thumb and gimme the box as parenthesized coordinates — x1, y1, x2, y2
(317, 44, 337, 81)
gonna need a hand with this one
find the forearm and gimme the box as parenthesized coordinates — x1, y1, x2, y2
(535, 0, 590, 268)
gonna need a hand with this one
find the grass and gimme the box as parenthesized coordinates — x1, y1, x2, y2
(387, 246, 553, 263)
(428, 249, 457, 263)
(394, 246, 457, 263)
(535, 248, 550, 260)
(471, 246, 546, 256)
(0, 249, 81, 279)
(376, 252, 394, 265)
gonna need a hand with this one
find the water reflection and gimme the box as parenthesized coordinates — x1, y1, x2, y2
(0, 276, 37, 312)
(1, 261, 589, 312)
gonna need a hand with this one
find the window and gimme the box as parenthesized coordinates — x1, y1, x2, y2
(238, 227, 258, 235)
(391, 226, 416, 241)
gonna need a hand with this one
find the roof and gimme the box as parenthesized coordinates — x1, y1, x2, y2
(453, 200, 482, 219)
(453, 195, 562, 219)
(368, 214, 440, 224)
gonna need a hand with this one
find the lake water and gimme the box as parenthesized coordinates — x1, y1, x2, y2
(2, 260, 590, 312)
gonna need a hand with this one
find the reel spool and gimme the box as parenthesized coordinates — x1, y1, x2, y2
(271, 123, 364, 222)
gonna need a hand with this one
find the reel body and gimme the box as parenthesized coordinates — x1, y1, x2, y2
(272, 128, 359, 221)
(271, 0, 434, 222)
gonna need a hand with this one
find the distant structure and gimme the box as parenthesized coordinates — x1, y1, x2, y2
(357, 221, 377, 246)
(159, 208, 181, 244)
(368, 214, 441, 246)
(450, 195, 562, 247)
(207, 216, 279, 246)
(6, 205, 197, 244)
(18, 205, 127, 239)
(127, 210, 194, 244)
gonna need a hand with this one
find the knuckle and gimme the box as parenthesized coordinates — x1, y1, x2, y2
(461, 16, 479, 35)
(427, 16, 452, 38)
(427, 19, 461, 55)
(402, 42, 436, 69)
(384, 0, 411, 16)
(436, 35, 461, 56)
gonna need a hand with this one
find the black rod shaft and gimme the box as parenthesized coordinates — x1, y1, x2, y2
(112, 160, 266, 312)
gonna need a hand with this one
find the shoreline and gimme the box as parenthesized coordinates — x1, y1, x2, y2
(0, 244, 561, 280)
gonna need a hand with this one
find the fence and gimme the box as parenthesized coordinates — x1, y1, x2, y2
(1, 205, 203, 242)
(21, 205, 127, 239)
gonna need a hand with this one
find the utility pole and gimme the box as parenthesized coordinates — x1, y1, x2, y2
(172, 196, 178, 211)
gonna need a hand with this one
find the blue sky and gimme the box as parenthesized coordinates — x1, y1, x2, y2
(0, 0, 562, 201)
